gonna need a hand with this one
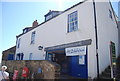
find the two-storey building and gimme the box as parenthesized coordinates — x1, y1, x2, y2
(15, 0, 119, 79)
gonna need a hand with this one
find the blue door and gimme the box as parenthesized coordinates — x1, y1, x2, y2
(69, 55, 88, 78)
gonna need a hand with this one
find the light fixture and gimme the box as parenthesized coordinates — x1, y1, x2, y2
(38, 46, 43, 50)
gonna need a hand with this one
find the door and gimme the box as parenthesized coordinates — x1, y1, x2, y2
(69, 50, 88, 78)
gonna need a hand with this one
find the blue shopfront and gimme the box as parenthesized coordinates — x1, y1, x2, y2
(45, 39, 92, 79)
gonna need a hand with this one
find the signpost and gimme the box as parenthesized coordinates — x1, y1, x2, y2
(110, 41, 116, 80)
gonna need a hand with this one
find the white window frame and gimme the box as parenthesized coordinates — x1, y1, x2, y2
(17, 38, 21, 48)
(31, 31, 36, 44)
(68, 11, 78, 32)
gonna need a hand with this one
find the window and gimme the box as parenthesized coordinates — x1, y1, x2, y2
(109, 9, 112, 19)
(31, 31, 36, 44)
(16, 53, 24, 60)
(68, 11, 78, 32)
(46, 14, 53, 21)
(17, 38, 21, 48)
(46, 53, 55, 61)
(29, 53, 33, 60)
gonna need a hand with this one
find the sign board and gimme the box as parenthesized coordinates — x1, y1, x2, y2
(65, 46, 86, 56)
(111, 42, 116, 64)
(38, 68, 42, 73)
(110, 41, 116, 78)
(79, 55, 85, 65)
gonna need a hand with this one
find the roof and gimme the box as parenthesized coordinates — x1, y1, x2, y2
(44, 10, 63, 17)
(16, 0, 87, 38)
(16, 0, 118, 38)
(2, 46, 16, 53)
(37, 0, 87, 28)
(17, 27, 35, 38)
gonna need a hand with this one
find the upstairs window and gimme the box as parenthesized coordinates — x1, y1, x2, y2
(109, 9, 113, 19)
(68, 11, 78, 32)
(17, 38, 21, 48)
(31, 31, 36, 44)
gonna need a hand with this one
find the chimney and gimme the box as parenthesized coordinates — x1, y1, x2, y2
(32, 20, 38, 27)
(49, 10, 51, 12)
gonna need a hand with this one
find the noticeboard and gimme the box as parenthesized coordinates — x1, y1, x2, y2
(79, 55, 85, 65)
(110, 41, 116, 65)
(38, 68, 42, 73)
(110, 41, 116, 78)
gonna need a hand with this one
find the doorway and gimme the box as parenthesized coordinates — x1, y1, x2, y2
(46, 47, 88, 79)
(47, 51, 70, 75)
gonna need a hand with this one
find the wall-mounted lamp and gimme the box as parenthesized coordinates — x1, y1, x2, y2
(38, 46, 43, 50)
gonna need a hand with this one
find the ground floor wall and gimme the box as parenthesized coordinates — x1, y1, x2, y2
(98, 37, 119, 76)
(45, 39, 97, 79)
(1, 60, 60, 79)
(15, 37, 119, 79)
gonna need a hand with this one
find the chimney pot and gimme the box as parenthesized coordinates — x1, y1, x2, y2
(32, 20, 38, 27)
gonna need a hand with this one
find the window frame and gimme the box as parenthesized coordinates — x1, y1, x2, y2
(109, 9, 113, 19)
(67, 11, 78, 33)
(31, 31, 36, 44)
(29, 53, 33, 60)
(17, 38, 21, 48)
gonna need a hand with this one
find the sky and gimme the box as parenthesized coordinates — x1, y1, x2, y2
(0, 0, 119, 62)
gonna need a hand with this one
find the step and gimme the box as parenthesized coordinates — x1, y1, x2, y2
(105, 68, 111, 73)
(101, 73, 111, 78)
(99, 76, 112, 79)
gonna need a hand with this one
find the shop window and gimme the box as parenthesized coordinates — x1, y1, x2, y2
(68, 11, 78, 32)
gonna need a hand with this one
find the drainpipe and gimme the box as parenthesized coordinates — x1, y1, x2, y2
(93, 0, 99, 78)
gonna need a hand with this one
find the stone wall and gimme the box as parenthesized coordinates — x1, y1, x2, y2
(2, 60, 60, 79)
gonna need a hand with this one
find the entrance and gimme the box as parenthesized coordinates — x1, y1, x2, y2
(46, 47, 88, 78)
(46, 50, 70, 75)
(44, 39, 92, 78)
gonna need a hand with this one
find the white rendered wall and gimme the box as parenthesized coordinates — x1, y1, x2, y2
(95, 2, 118, 74)
(15, 0, 118, 78)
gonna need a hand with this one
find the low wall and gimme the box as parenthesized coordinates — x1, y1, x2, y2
(2, 60, 60, 79)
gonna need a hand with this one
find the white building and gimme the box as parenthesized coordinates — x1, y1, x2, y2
(15, 0, 119, 79)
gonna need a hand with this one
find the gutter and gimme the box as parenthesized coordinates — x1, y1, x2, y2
(93, 0, 100, 78)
